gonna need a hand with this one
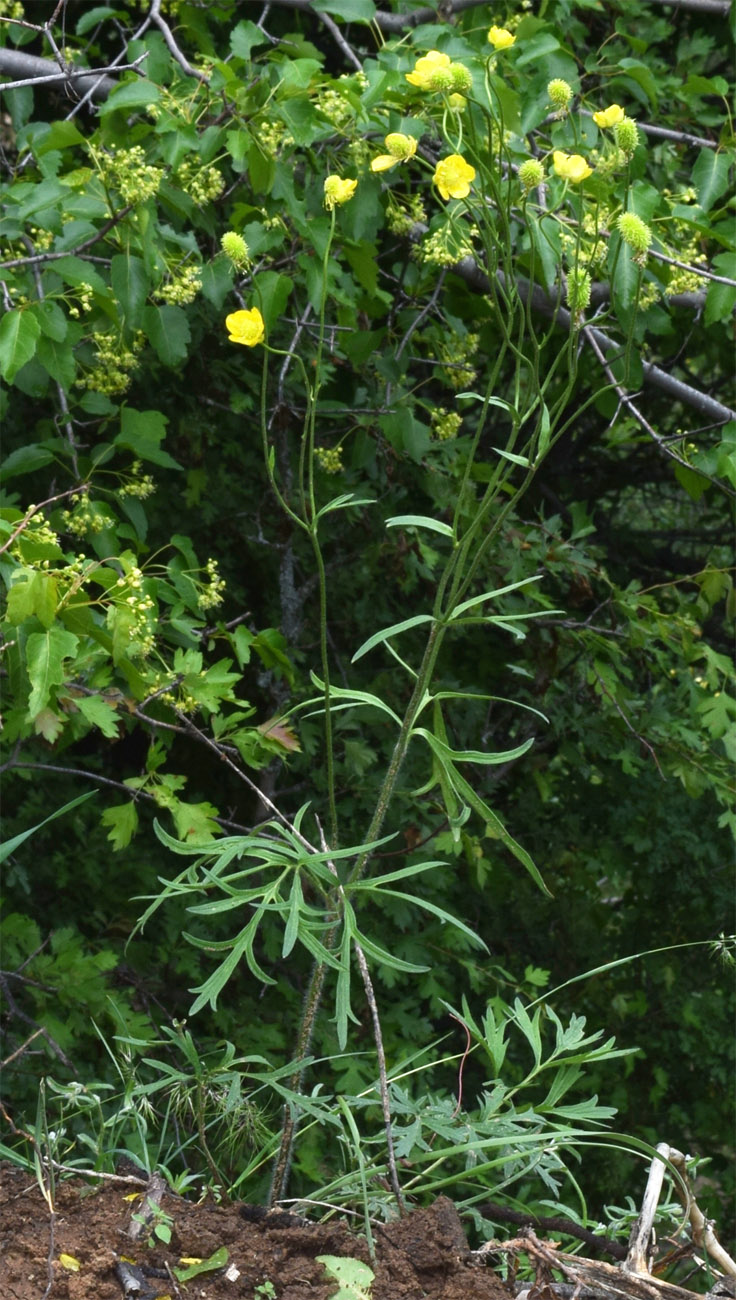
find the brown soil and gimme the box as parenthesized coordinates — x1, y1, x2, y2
(0, 1163, 513, 1300)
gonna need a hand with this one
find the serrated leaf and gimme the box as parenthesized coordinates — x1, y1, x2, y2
(0, 309, 40, 383)
(1, 443, 56, 479)
(111, 253, 149, 330)
(171, 799, 220, 844)
(230, 19, 269, 59)
(115, 407, 180, 468)
(33, 708, 65, 743)
(101, 802, 139, 851)
(36, 335, 76, 390)
(142, 304, 191, 366)
(76, 694, 121, 738)
(25, 626, 79, 716)
(692, 148, 732, 212)
(99, 78, 160, 115)
(33, 300, 68, 342)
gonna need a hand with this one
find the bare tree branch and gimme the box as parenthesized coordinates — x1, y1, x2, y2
(0, 48, 118, 97)
(452, 255, 736, 427)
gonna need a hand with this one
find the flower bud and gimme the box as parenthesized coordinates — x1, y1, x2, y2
(519, 159, 544, 191)
(448, 93, 467, 111)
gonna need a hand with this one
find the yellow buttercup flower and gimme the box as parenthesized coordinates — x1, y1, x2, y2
(324, 175, 358, 209)
(552, 150, 593, 183)
(406, 49, 451, 89)
(593, 104, 625, 129)
(434, 154, 476, 200)
(488, 25, 515, 50)
(371, 133, 418, 173)
(226, 307, 265, 347)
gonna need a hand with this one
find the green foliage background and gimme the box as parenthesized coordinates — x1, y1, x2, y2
(1, 0, 734, 1246)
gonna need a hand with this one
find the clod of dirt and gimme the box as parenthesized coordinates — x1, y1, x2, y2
(0, 1163, 513, 1300)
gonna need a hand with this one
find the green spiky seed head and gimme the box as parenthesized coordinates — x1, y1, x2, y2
(617, 212, 652, 255)
(518, 159, 545, 191)
(613, 117, 639, 157)
(220, 232, 250, 268)
(548, 79, 572, 110)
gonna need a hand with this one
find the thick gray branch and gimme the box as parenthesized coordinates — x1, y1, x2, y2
(455, 256, 736, 426)
(0, 48, 116, 99)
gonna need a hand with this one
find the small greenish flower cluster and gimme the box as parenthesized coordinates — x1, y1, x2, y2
(220, 232, 251, 270)
(430, 408, 462, 441)
(76, 331, 144, 396)
(417, 221, 475, 267)
(566, 268, 592, 316)
(666, 229, 708, 293)
(155, 263, 202, 305)
(437, 332, 479, 390)
(637, 281, 659, 309)
(315, 446, 343, 473)
(198, 558, 226, 612)
(0, 0, 24, 20)
(67, 281, 94, 319)
(175, 159, 225, 205)
(319, 85, 354, 129)
(11, 510, 60, 554)
(28, 225, 54, 252)
(98, 145, 163, 204)
(62, 490, 114, 537)
(347, 139, 372, 169)
(119, 461, 156, 500)
(257, 119, 294, 155)
(386, 194, 427, 236)
(112, 567, 156, 658)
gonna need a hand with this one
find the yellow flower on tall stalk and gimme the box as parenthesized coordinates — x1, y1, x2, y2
(406, 49, 452, 89)
(226, 307, 265, 347)
(371, 133, 418, 173)
(323, 175, 358, 209)
(552, 150, 593, 183)
(593, 104, 624, 129)
(434, 154, 476, 200)
(487, 25, 515, 50)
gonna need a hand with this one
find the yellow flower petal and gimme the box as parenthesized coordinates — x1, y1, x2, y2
(592, 104, 624, 129)
(371, 155, 400, 172)
(433, 153, 476, 200)
(384, 132, 417, 161)
(487, 25, 516, 50)
(323, 175, 358, 209)
(552, 150, 593, 183)
(59, 1255, 81, 1272)
(406, 49, 451, 88)
(225, 307, 265, 347)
